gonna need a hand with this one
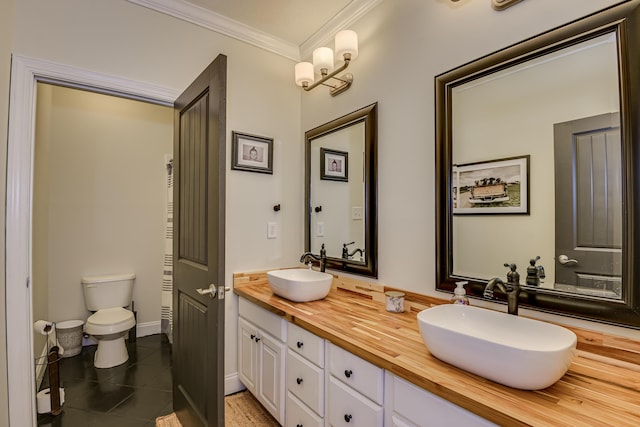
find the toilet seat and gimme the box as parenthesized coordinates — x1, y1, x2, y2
(85, 307, 135, 335)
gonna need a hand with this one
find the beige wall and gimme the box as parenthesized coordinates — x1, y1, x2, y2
(300, 0, 637, 337)
(9, 0, 302, 397)
(0, 0, 15, 423)
(33, 84, 172, 327)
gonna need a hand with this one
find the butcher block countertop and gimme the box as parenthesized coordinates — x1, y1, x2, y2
(233, 270, 640, 427)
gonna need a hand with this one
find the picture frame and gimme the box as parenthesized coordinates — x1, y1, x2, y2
(231, 131, 273, 174)
(453, 155, 529, 215)
(320, 148, 348, 182)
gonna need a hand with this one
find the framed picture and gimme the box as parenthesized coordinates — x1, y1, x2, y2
(320, 148, 348, 182)
(453, 155, 529, 215)
(231, 131, 273, 174)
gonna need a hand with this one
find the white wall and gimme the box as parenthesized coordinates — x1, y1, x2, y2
(33, 84, 173, 327)
(9, 0, 302, 394)
(0, 0, 15, 423)
(300, 0, 638, 338)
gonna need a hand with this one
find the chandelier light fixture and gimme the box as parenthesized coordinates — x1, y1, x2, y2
(294, 30, 358, 96)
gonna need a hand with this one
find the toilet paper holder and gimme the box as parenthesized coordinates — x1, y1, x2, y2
(33, 320, 64, 415)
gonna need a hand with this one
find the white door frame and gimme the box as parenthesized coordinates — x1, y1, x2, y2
(5, 54, 179, 426)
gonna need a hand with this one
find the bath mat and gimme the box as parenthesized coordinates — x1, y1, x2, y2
(155, 391, 279, 427)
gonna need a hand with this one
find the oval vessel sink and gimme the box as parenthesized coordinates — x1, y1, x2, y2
(267, 269, 333, 302)
(417, 304, 577, 390)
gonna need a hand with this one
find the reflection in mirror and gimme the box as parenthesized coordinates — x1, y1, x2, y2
(436, 1, 640, 327)
(305, 103, 377, 277)
(451, 32, 621, 298)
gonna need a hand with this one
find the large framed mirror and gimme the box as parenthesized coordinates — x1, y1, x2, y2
(436, 1, 640, 328)
(305, 103, 377, 277)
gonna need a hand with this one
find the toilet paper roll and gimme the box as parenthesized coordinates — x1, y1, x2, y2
(34, 320, 53, 336)
(36, 387, 65, 414)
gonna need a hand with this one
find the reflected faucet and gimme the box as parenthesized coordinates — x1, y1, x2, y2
(341, 241, 364, 260)
(484, 263, 522, 315)
(300, 243, 327, 272)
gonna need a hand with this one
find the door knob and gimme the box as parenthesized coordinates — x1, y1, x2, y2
(558, 255, 578, 265)
(196, 284, 217, 298)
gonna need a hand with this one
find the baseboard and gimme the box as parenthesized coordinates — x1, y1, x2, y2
(136, 320, 161, 338)
(225, 372, 246, 396)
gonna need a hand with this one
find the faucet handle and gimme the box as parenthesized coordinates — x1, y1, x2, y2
(503, 262, 520, 284)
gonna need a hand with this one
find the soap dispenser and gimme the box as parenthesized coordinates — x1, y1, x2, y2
(451, 281, 470, 305)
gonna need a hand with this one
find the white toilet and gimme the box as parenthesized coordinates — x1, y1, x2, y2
(81, 273, 136, 369)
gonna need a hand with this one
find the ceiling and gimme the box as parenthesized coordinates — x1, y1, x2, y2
(128, 0, 383, 61)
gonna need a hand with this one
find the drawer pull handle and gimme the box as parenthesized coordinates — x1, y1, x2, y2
(297, 341, 304, 348)
(344, 414, 352, 423)
(296, 377, 303, 385)
(344, 369, 353, 378)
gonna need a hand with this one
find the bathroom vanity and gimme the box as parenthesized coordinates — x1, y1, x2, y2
(235, 270, 640, 426)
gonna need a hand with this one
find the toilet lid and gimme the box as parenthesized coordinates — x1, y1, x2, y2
(87, 307, 134, 327)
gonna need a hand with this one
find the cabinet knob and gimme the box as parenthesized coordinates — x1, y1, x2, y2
(297, 341, 304, 348)
(250, 334, 255, 340)
(344, 369, 353, 378)
(254, 336, 261, 342)
(297, 424, 303, 427)
(344, 414, 352, 423)
(296, 377, 303, 385)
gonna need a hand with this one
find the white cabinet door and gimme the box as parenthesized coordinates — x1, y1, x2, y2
(257, 329, 286, 423)
(238, 317, 258, 394)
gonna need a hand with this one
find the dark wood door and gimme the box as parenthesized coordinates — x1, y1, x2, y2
(554, 113, 622, 298)
(173, 54, 227, 427)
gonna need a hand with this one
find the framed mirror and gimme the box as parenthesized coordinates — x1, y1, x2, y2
(305, 103, 377, 277)
(436, 1, 640, 328)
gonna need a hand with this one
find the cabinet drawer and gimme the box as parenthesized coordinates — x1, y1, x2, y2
(288, 322, 325, 367)
(328, 376, 383, 427)
(329, 343, 384, 405)
(388, 374, 496, 427)
(239, 297, 286, 341)
(286, 392, 324, 427)
(286, 350, 324, 416)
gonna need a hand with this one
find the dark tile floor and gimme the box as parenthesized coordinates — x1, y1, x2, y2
(37, 334, 172, 427)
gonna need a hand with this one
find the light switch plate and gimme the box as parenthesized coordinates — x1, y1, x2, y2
(316, 222, 325, 237)
(267, 222, 277, 239)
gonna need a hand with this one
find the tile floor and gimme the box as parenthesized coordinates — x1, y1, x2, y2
(37, 334, 172, 427)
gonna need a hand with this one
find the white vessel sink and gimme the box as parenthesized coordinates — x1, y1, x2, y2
(267, 269, 333, 302)
(417, 304, 577, 390)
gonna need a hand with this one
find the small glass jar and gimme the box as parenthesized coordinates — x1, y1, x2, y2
(385, 291, 405, 313)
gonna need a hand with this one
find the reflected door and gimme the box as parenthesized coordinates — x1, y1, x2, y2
(554, 113, 622, 298)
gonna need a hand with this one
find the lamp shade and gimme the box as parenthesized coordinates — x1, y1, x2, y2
(313, 47, 334, 73)
(295, 62, 314, 86)
(335, 30, 358, 60)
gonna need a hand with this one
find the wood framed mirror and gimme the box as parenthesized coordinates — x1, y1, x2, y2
(305, 103, 377, 277)
(436, 1, 640, 328)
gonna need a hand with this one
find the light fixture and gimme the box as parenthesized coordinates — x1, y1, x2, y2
(294, 30, 358, 96)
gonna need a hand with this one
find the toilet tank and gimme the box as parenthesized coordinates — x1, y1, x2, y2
(81, 273, 135, 311)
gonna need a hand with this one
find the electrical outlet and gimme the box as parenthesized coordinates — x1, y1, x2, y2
(316, 222, 325, 237)
(352, 207, 363, 220)
(267, 222, 277, 239)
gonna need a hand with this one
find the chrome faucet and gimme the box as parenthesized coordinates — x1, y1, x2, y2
(484, 263, 522, 315)
(300, 243, 327, 272)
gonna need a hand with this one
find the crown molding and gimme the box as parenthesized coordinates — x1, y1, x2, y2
(127, 0, 301, 61)
(299, 0, 384, 60)
(128, 0, 383, 62)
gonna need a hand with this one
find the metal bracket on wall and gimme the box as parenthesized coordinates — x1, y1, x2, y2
(492, 0, 524, 10)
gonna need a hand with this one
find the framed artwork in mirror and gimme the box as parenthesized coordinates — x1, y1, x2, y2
(453, 155, 529, 215)
(320, 148, 348, 182)
(231, 131, 273, 174)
